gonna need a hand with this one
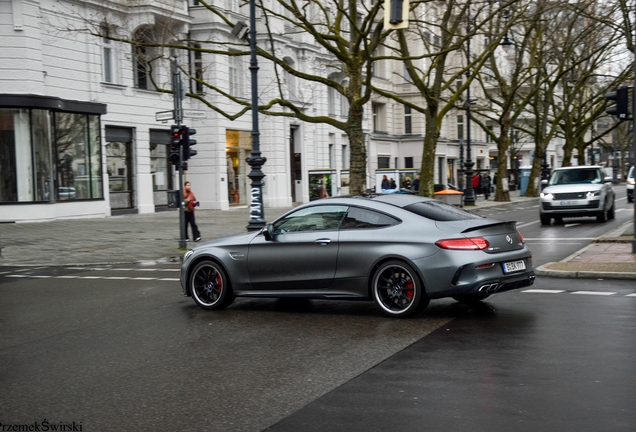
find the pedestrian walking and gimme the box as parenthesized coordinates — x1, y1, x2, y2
(481, 172, 492, 200)
(471, 173, 480, 195)
(411, 174, 420, 192)
(389, 177, 397, 189)
(183, 181, 201, 242)
(381, 174, 390, 190)
(402, 176, 412, 189)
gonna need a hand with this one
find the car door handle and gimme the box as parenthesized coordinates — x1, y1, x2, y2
(314, 238, 331, 246)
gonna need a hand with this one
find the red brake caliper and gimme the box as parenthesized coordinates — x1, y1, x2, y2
(405, 281, 414, 299)
(216, 273, 222, 292)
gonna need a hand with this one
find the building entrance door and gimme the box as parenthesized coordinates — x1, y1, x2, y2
(105, 126, 134, 212)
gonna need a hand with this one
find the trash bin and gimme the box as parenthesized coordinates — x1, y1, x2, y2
(167, 190, 180, 208)
(433, 190, 464, 207)
(520, 167, 532, 196)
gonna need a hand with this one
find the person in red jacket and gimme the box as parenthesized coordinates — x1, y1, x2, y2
(471, 173, 480, 194)
(183, 181, 201, 242)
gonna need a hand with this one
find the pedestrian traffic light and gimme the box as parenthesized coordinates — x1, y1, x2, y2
(384, 0, 409, 30)
(169, 124, 181, 166)
(605, 86, 632, 120)
(181, 125, 197, 161)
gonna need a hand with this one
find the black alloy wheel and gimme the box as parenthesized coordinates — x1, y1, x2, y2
(189, 260, 235, 310)
(372, 261, 429, 318)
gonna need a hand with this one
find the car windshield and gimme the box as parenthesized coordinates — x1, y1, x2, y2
(549, 169, 601, 185)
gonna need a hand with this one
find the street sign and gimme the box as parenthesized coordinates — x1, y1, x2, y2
(155, 110, 174, 121)
(183, 109, 207, 119)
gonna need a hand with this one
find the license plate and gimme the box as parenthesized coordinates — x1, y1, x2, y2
(503, 260, 526, 274)
(558, 200, 579, 206)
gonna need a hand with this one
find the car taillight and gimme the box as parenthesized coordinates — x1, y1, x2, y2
(435, 237, 490, 250)
(517, 230, 525, 244)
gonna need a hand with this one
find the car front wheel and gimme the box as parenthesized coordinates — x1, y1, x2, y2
(540, 215, 551, 225)
(372, 261, 429, 318)
(189, 260, 235, 310)
(597, 206, 609, 223)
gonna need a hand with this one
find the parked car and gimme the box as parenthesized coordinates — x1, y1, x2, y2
(627, 166, 634, 203)
(58, 187, 76, 200)
(180, 194, 535, 318)
(539, 166, 615, 225)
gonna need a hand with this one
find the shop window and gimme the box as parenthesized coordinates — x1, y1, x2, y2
(55, 112, 103, 200)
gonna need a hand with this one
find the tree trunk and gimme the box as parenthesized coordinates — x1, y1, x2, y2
(418, 111, 439, 197)
(347, 103, 367, 195)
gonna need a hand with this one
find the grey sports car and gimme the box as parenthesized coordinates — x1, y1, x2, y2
(180, 194, 535, 318)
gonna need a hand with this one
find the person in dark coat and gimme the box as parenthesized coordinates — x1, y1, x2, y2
(381, 175, 390, 190)
(411, 174, 420, 192)
(481, 173, 492, 200)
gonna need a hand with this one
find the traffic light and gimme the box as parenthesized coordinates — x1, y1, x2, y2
(169, 124, 181, 166)
(181, 125, 197, 161)
(384, 0, 409, 30)
(605, 86, 632, 120)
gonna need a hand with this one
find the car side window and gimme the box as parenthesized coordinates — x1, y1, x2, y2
(271, 205, 347, 234)
(340, 207, 400, 230)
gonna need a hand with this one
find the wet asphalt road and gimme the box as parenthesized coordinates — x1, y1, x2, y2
(1, 266, 635, 432)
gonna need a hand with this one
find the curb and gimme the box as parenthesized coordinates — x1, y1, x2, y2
(535, 265, 636, 280)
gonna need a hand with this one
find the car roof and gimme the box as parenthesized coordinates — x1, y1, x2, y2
(552, 165, 602, 171)
(319, 193, 438, 209)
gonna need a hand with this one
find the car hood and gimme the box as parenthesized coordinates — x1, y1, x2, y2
(194, 231, 259, 248)
(542, 183, 603, 194)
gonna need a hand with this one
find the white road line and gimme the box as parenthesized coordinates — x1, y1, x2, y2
(516, 220, 540, 228)
(522, 289, 565, 294)
(131, 277, 156, 280)
(6, 275, 29, 278)
(104, 277, 131, 280)
(57, 276, 79, 279)
(522, 238, 596, 241)
(158, 278, 180, 281)
(627, 294, 636, 297)
(572, 291, 616, 296)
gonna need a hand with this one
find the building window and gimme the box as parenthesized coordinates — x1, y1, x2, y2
(229, 53, 245, 98)
(101, 26, 116, 84)
(457, 115, 464, 141)
(191, 44, 204, 94)
(342, 143, 349, 169)
(133, 26, 157, 90)
(372, 103, 386, 132)
(405, 157, 413, 168)
(378, 156, 390, 169)
(404, 105, 412, 134)
(55, 112, 103, 200)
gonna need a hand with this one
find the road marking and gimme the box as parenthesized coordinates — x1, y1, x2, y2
(522, 238, 596, 241)
(564, 223, 581, 227)
(104, 277, 130, 280)
(516, 221, 540, 228)
(572, 291, 616, 296)
(522, 289, 565, 294)
(158, 278, 180, 281)
(627, 294, 636, 297)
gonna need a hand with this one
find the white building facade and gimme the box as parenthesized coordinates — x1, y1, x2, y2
(1, 0, 554, 222)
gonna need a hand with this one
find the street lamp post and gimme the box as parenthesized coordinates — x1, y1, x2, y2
(245, 0, 267, 231)
(463, 21, 476, 206)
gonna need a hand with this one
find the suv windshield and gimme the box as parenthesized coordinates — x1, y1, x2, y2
(549, 168, 601, 185)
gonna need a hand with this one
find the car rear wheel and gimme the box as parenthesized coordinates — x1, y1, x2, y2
(189, 260, 235, 310)
(372, 261, 429, 318)
(452, 293, 491, 304)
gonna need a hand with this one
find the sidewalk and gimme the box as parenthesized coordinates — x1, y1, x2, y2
(0, 191, 634, 280)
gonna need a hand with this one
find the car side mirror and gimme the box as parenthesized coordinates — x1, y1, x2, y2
(603, 176, 613, 183)
(263, 224, 274, 241)
(541, 179, 548, 185)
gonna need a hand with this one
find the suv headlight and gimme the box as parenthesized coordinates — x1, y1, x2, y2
(586, 191, 601, 197)
(629, 179, 635, 185)
(540, 192, 553, 199)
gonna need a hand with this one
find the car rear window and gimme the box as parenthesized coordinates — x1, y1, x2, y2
(403, 201, 482, 221)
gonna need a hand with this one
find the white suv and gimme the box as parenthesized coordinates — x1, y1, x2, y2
(540, 166, 615, 225)
(627, 166, 634, 203)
